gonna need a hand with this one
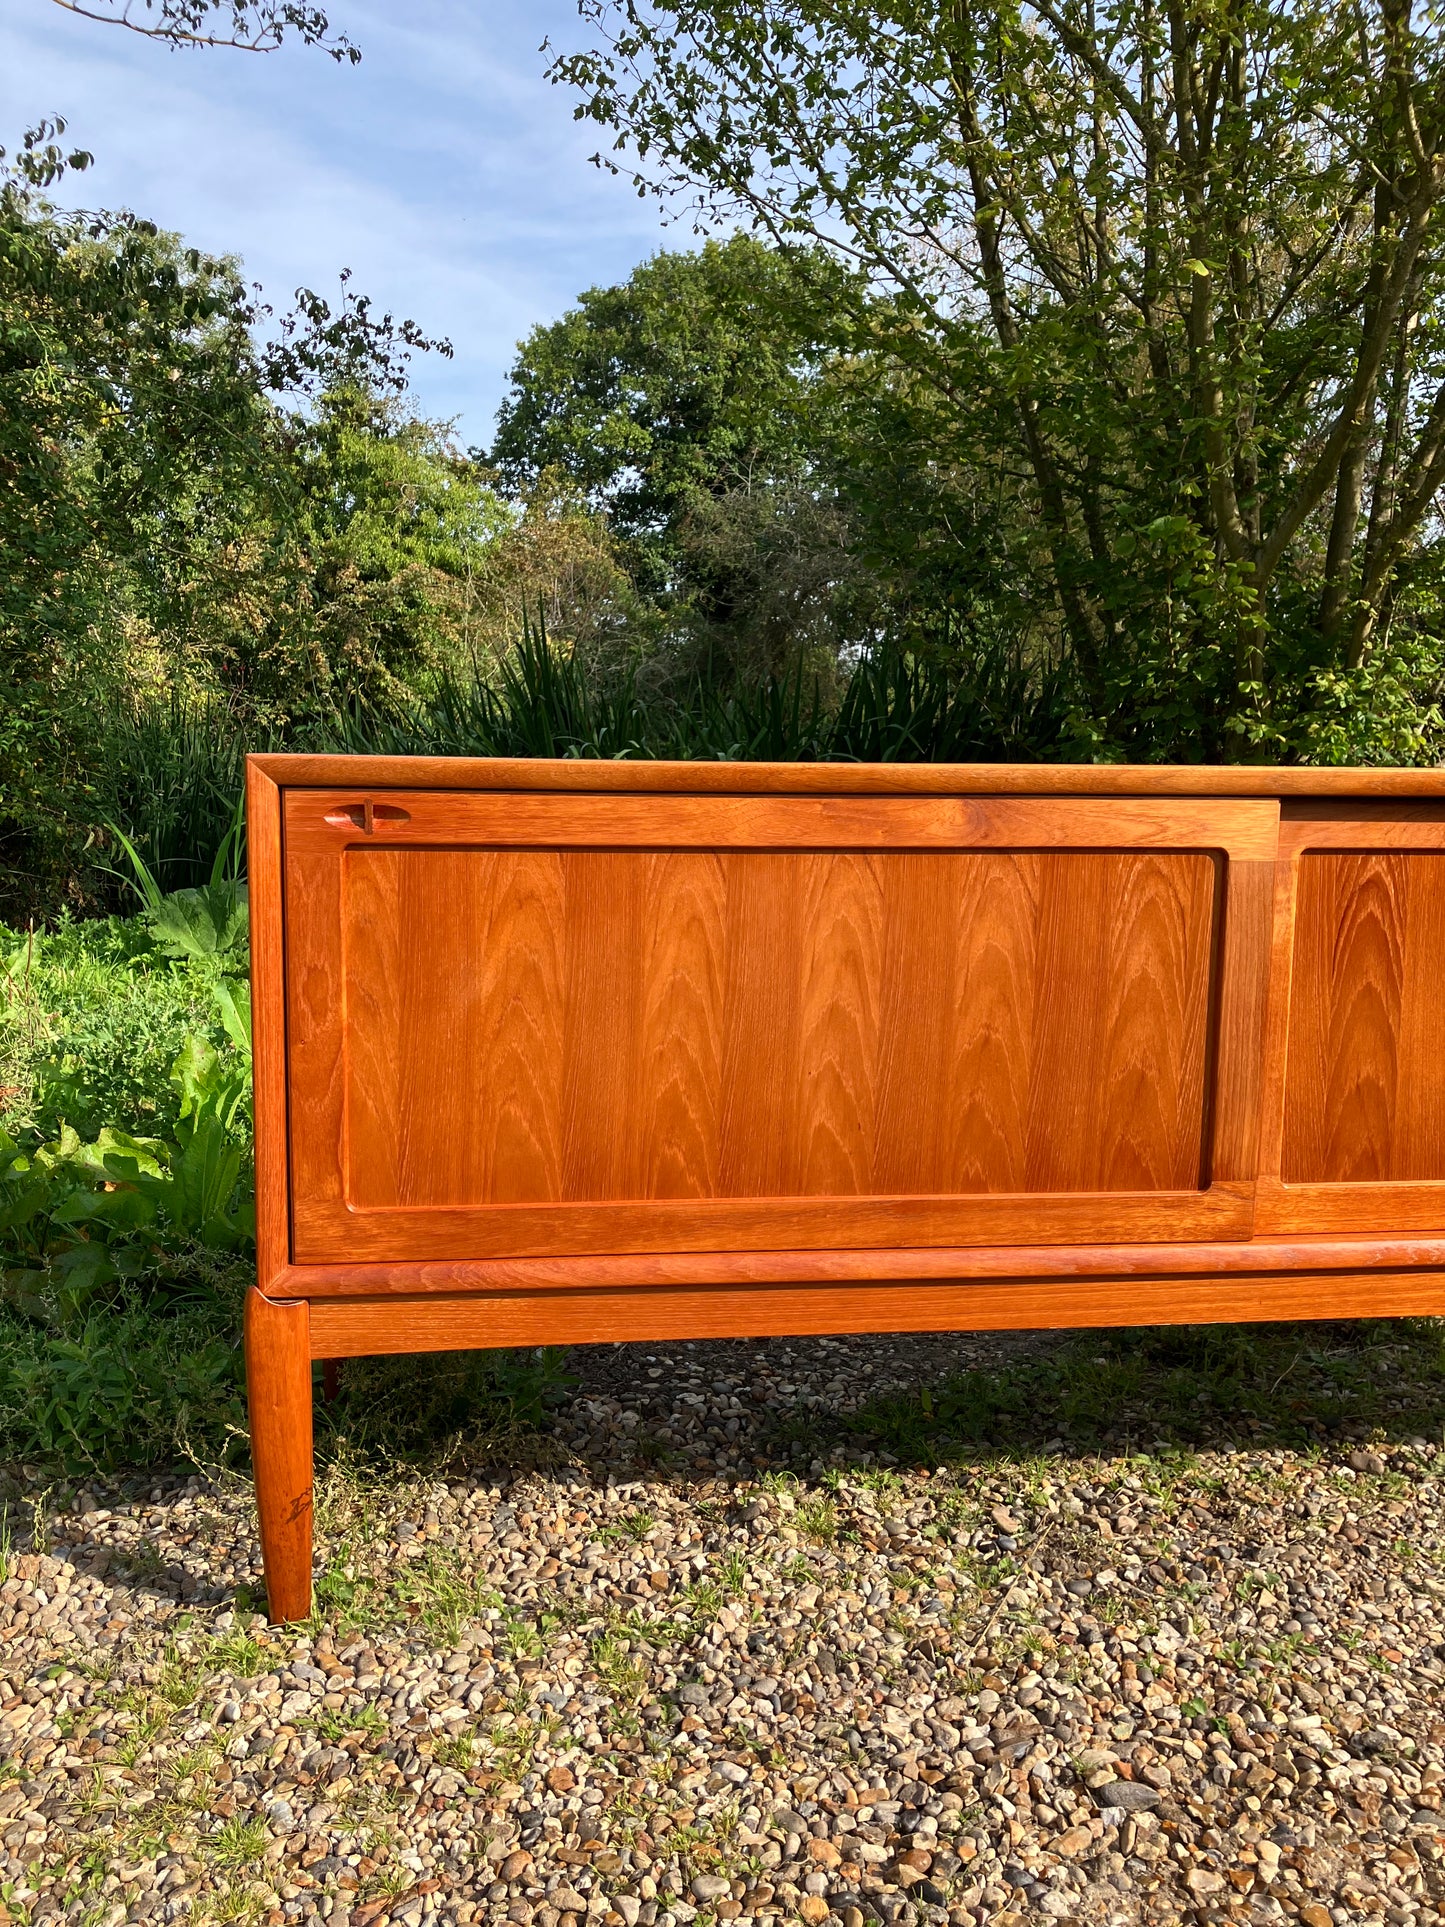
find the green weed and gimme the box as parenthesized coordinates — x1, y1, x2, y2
(304, 1703, 387, 1742)
(211, 1817, 268, 1868)
(798, 1320, 1445, 1462)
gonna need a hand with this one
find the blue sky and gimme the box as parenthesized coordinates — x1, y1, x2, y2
(0, 0, 695, 444)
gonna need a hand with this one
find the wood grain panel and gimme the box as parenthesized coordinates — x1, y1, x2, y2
(274, 776, 1278, 1267)
(633, 853, 728, 1198)
(1210, 857, 1276, 1181)
(339, 847, 1219, 1213)
(345, 851, 568, 1207)
(796, 855, 883, 1195)
(1283, 852, 1445, 1183)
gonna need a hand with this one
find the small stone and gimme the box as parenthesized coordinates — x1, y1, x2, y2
(1053, 1827, 1093, 1856)
(266, 1799, 295, 1832)
(613, 1903, 640, 1927)
(547, 1765, 576, 1793)
(1299, 1907, 1334, 1927)
(648, 1570, 669, 1592)
(1184, 1868, 1226, 1898)
(1094, 1781, 1161, 1810)
(798, 1901, 829, 1926)
(690, 1876, 731, 1902)
(501, 1851, 533, 1881)
(552, 1890, 587, 1914)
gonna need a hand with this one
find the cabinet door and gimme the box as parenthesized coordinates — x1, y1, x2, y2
(281, 788, 1277, 1268)
(1258, 802, 1445, 1235)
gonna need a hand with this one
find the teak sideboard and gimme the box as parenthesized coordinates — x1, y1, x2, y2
(246, 754, 1445, 1619)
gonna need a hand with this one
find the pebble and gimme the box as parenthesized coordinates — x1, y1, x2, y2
(1094, 1780, 1161, 1810)
(2, 1326, 1445, 1927)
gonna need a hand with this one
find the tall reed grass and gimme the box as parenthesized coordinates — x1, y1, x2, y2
(96, 626, 1069, 901)
(323, 622, 1068, 765)
(100, 690, 256, 896)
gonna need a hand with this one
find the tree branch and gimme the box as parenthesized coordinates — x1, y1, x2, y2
(47, 0, 355, 57)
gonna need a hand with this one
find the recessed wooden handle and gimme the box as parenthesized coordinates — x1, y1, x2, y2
(323, 801, 411, 834)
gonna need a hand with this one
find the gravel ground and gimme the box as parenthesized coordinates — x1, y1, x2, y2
(3, 1327, 1445, 1927)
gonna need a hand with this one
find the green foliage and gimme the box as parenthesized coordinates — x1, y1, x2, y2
(143, 885, 250, 964)
(491, 236, 863, 631)
(329, 617, 1067, 762)
(1, 999, 254, 1318)
(97, 688, 256, 896)
(300, 386, 508, 584)
(0, 126, 475, 919)
(2, 920, 230, 1141)
(0, 1274, 247, 1471)
(107, 810, 250, 963)
(553, 0, 1445, 758)
(0, 898, 255, 1469)
(28, 2, 1445, 766)
(0, 122, 283, 909)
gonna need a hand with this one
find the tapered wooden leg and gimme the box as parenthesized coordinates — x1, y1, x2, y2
(245, 1288, 314, 1622)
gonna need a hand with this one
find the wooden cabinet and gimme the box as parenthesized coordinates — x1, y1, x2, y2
(243, 755, 1445, 1619)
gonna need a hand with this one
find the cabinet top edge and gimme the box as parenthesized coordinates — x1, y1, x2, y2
(247, 753, 1445, 799)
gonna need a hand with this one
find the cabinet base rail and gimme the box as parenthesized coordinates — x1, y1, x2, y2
(246, 1262, 1445, 1622)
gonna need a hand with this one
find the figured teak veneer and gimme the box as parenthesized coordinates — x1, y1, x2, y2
(244, 758, 1445, 1618)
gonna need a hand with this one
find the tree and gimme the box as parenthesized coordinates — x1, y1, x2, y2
(491, 235, 861, 606)
(0, 124, 477, 906)
(491, 236, 897, 675)
(0, 122, 283, 897)
(548, 0, 1445, 760)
